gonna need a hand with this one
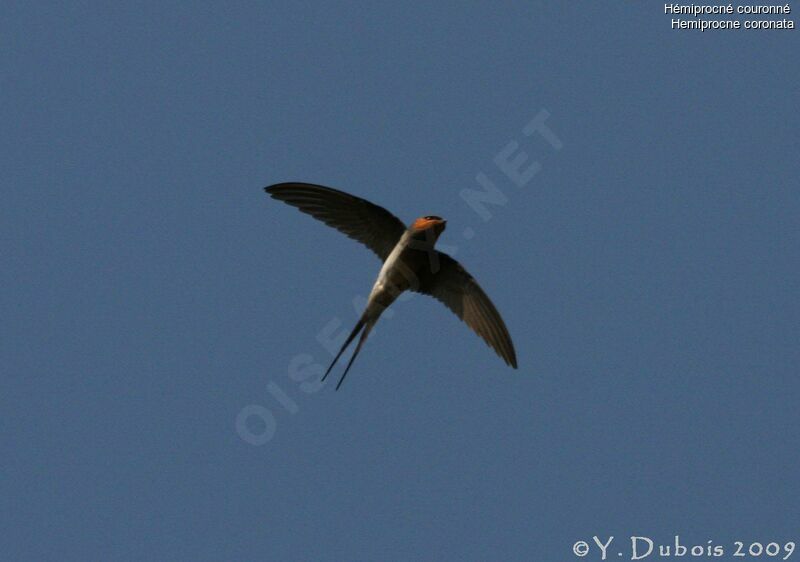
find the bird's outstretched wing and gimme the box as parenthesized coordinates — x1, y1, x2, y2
(415, 252, 517, 368)
(265, 183, 406, 261)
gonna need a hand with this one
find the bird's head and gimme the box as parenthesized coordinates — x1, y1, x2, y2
(410, 215, 447, 242)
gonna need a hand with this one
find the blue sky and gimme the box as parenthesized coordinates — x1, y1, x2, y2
(2, 3, 799, 560)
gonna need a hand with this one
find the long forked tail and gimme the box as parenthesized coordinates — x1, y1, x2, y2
(335, 322, 374, 390)
(321, 318, 365, 384)
(321, 316, 375, 389)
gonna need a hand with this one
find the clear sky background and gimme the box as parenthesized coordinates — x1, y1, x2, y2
(2, 3, 799, 560)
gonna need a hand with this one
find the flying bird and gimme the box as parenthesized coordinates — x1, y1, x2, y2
(264, 183, 517, 389)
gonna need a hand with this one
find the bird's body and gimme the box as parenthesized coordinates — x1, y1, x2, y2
(265, 183, 517, 389)
(368, 231, 413, 309)
(368, 224, 440, 308)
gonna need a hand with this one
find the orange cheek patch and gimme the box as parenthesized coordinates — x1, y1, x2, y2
(413, 218, 436, 230)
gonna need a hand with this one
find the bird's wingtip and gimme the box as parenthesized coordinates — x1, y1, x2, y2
(508, 353, 518, 369)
